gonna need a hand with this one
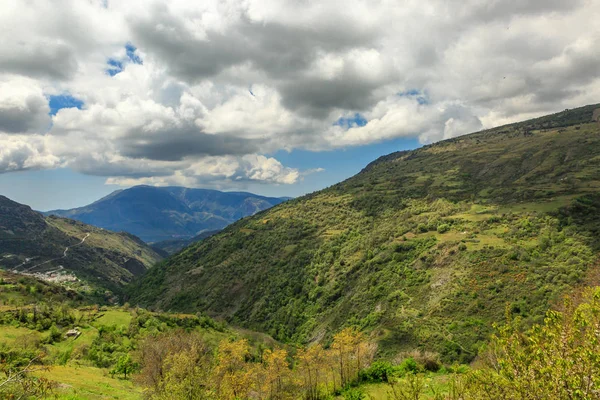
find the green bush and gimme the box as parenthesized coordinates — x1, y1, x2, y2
(397, 357, 420, 375)
(437, 223, 450, 234)
(343, 387, 366, 400)
(45, 324, 62, 344)
(359, 360, 395, 382)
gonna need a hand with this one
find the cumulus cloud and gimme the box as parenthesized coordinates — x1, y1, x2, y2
(0, 0, 599, 188)
(105, 154, 299, 187)
(0, 135, 61, 173)
(0, 41, 78, 81)
(0, 78, 51, 134)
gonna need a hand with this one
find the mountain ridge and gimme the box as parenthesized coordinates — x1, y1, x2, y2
(44, 186, 289, 242)
(0, 195, 162, 294)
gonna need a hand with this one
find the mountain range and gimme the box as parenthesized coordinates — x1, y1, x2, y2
(44, 186, 289, 243)
(128, 103, 600, 363)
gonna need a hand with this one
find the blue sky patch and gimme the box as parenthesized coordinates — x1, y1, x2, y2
(398, 89, 429, 105)
(48, 94, 84, 116)
(106, 59, 124, 76)
(334, 113, 368, 129)
(106, 44, 143, 76)
(126, 43, 143, 65)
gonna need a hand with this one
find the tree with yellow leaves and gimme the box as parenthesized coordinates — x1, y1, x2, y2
(136, 330, 213, 400)
(214, 339, 252, 400)
(151, 343, 215, 400)
(331, 327, 374, 388)
(136, 328, 376, 400)
(263, 348, 293, 399)
(297, 344, 328, 400)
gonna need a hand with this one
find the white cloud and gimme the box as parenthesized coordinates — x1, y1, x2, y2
(0, 134, 61, 172)
(105, 154, 300, 187)
(0, 0, 599, 187)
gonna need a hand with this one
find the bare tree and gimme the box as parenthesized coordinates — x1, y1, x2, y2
(0, 356, 53, 399)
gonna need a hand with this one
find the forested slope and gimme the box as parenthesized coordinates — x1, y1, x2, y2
(130, 104, 600, 362)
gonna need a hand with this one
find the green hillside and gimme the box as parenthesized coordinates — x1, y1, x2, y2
(0, 269, 229, 399)
(130, 104, 600, 363)
(0, 196, 163, 295)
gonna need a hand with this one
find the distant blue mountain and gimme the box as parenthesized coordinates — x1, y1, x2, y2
(44, 186, 289, 242)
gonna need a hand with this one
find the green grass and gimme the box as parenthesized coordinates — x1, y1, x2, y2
(497, 195, 579, 214)
(48, 325, 98, 361)
(37, 365, 142, 400)
(0, 325, 39, 344)
(93, 310, 132, 328)
(335, 373, 458, 400)
(0, 275, 236, 400)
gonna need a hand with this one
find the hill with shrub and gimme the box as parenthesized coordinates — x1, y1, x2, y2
(0, 196, 162, 295)
(129, 104, 600, 363)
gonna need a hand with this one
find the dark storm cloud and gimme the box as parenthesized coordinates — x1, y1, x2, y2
(131, 4, 378, 82)
(130, 4, 247, 80)
(280, 76, 382, 119)
(464, 0, 584, 22)
(0, 42, 78, 81)
(119, 125, 265, 161)
(71, 158, 177, 178)
(237, 17, 379, 79)
(0, 94, 50, 134)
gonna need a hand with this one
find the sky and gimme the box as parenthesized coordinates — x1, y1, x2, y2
(0, 0, 599, 211)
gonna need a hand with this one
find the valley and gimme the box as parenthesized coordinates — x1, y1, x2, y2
(2, 105, 600, 398)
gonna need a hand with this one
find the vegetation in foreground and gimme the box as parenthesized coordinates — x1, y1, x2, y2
(130, 287, 600, 399)
(0, 271, 227, 399)
(3, 267, 600, 399)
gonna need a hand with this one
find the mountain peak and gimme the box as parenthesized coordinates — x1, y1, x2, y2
(44, 186, 288, 242)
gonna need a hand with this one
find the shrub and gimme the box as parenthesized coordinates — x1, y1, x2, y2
(437, 224, 450, 234)
(403, 350, 441, 372)
(343, 387, 366, 400)
(397, 357, 420, 375)
(359, 360, 395, 382)
(45, 324, 62, 344)
(391, 287, 600, 398)
(465, 288, 600, 398)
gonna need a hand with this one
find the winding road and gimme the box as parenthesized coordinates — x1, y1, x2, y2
(20, 233, 90, 273)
